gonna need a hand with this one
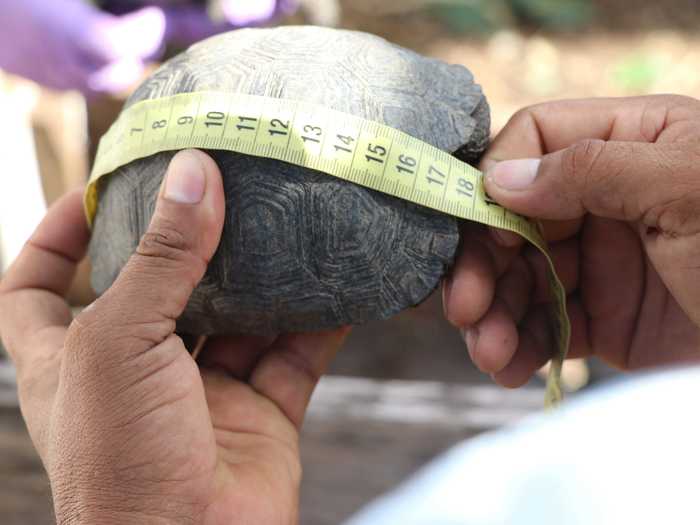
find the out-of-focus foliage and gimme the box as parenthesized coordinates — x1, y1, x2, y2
(510, 0, 593, 29)
(430, 0, 595, 34)
(612, 54, 662, 92)
(429, 1, 514, 34)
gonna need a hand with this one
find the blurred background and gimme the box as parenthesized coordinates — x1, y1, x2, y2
(1, 0, 698, 523)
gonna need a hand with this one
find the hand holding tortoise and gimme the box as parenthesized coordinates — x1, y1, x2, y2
(0, 150, 348, 525)
(444, 95, 700, 387)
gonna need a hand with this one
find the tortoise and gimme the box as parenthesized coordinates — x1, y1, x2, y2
(89, 26, 490, 335)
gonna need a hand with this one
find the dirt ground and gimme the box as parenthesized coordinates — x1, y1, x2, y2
(2, 0, 698, 523)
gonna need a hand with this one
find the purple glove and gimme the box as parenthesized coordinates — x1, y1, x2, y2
(217, 0, 298, 25)
(101, 1, 299, 45)
(0, 0, 166, 96)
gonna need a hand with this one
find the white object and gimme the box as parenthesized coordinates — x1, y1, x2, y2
(0, 73, 47, 273)
(346, 367, 700, 525)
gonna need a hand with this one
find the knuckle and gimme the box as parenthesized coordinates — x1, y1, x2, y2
(658, 93, 697, 108)
(563, 138, 607, 181)
(639, 95, 699, 142)
(560, 138, 622, 215)
(561, 139, 613, 200)
(137, 221, 190, 263)
(648, 187, 700, 236)
(507, 106, 538, 130)
(131, 218, 207, 290)
(65, 307, 127, 364)
(638, 146, 699, 234)
(510, 101, 563, 131)
(639, 101, 670, 143)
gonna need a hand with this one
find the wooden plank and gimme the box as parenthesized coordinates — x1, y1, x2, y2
(0, 370, 542, 525)
(300, 377, 542, 525)
(0, 408, 53, 525)
(307, 375, 542, 429)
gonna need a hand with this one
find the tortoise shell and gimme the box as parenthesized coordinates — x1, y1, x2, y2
(89, 26, 490, 335)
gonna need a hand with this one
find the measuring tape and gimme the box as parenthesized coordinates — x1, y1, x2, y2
(86, 91, 570, 406)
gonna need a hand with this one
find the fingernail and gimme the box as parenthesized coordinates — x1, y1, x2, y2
(487, 158, 541, 191)
(164, 150, 206, 204)
(462, 327, 479, 350)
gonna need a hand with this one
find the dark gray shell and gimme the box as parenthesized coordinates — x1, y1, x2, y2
(89, 26, 490, 335)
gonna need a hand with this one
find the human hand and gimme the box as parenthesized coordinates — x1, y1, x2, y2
(443, 95, 700, 387)
(0, 149, 348, 524)
(0, 0, 166, 96)
(103, 0, 300, 47)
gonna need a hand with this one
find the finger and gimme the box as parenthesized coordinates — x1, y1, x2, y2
(92, 7, 166, 62)
(250, 327, 350, 429)
(566, 296, 593, 360)
(481, 95, 700, 230)
(540, 219, 583, 243)
(463, 254, 536, 373)
(488, 227, 524, 248)
(88, 58, 146, 95)
(0, 190, 89, 459)
(465, 299, 518, 375)
(479, 100, 549, 250)
(487, 215, 581, 250)
(0, 189, 89, 297)
(495, 256, 535, 322)
(443, 225, 519, 328)
(466, 224, 522, 277)
(481, 96, 699, 169)
(162, 6, 226, 44)
(580, 216, 645, 365)
(466, 235, 581, 375)
(480, 140, 660, 221)
(523, 238, 580, 304)
(492, 306, 554, 388)
(71, 149, 225, 363)
(443, 237, 495, 329)
(492, 297, 592, 388)
(480, 98, 618, 251)
(484, 141, 700, 240)
(0, 189, 88, 369)
(220, 0, 280, 26)
(199, 334, 277, 380)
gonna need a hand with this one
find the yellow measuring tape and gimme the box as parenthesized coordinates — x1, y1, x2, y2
(86, 91, 570, 406)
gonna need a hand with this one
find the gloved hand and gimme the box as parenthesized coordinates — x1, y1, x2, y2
(0, 0, 166, 96)
(101, 0, 300, 46)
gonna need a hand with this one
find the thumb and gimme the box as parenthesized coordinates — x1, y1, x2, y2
(483, 139, 699, 232)
(73, 149, 225, 358)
